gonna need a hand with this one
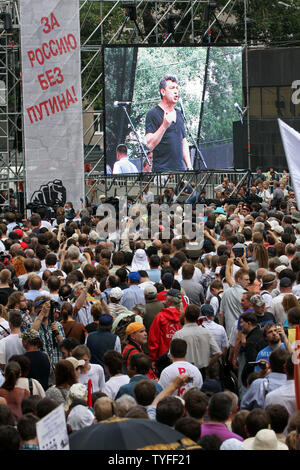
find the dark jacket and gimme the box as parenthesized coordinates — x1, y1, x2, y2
(242, 326, 267, 386)
(143, 300, 165, 333)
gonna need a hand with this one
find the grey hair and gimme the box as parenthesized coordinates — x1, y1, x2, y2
(159, 74, 178, 98)
(253, 222, 265, 233)
(67, 245, 81, 260)
(115, 394, 136, 417)
(224, 390, 239, 412)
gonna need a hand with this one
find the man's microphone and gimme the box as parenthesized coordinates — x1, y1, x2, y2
(113, 101, 131, 107)
(178, 98, 186, 121)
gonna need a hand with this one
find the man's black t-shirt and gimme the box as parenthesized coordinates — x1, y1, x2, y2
(145, 105, 186, 172)
(25, 351, 51, 391)
(256, 311, 276, 328)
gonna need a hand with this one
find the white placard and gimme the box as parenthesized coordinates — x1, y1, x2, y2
(20, 0, 85, 210)
(36, 403, 69, 450)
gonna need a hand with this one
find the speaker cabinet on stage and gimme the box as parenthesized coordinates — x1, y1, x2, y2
(233, 118, 300, 171)
(233, 47, 300, 170)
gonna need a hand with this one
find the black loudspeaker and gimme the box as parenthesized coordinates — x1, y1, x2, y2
(233, 118, 300, 171)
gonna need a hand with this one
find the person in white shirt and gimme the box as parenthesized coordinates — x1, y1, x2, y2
(209, 279, 224, 320)
(269, 277, 294, 324)
(0, 310, 25, 367)
(141, 186, 154, 204)
(264, 354, 296, 416)
(72, 344, 105, 394)
(113, 144, 138, 174)
(102, 350, 130, 399)
(158, 338, 203, 397)
(200, 304, 229, 354)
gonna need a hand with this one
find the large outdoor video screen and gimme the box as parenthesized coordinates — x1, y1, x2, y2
(104, 46, 242, 175)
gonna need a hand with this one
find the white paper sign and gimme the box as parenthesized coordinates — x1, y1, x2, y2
(36, 403, 69, 450)
(20, 0, 85, 210)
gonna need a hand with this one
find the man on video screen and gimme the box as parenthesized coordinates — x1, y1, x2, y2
(112, 144, 139, 174)
(145, 74, 192, 173)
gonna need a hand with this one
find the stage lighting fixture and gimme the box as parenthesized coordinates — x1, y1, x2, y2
(123, 1, 137, 21)
(0, 12, 12, 32)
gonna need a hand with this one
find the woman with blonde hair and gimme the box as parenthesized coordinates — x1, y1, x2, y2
(248, 243, 269, 271)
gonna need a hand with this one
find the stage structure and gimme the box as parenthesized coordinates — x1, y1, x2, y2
(0, 0, 252, 213)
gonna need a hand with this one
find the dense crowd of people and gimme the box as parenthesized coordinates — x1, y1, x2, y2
(0, 166, 300, 451)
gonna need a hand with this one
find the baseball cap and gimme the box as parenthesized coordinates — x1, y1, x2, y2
(273, 225, 284, 235)
(34, 297, 50, 309)
(213, 207, 227, 215)
(279, 255, 289, 266)
(166, 289, 181, 299)
(66, 357, 85, 369)
(13, 229, 23, 237)
(99, 314, 113, 326)
(275, 265, 287, 274)
(127, 272, 141, 283)
(200, 304, 214, 317)
(250, 294, 265, 307)
(291, 211, 300, 222)
(144, 284, 157, 299)
(109, 287, 123, 300)
(67, 405, 94, 432)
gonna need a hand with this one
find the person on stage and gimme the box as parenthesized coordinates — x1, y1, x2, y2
(112, 144, 139, 174)
(145, 74, 193, 173)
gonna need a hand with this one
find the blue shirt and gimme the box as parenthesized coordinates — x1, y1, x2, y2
(255, 344, 286, 372)
(120, 285, 146, 311)
(116, 374, 162, 399)
(240, 372, 287, 410)
(146, 269, 161, 283)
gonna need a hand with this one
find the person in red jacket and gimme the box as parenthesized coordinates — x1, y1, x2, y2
(148, 289, 183, 367)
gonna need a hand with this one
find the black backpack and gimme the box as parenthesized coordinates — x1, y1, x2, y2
(219, 354, 239, 395)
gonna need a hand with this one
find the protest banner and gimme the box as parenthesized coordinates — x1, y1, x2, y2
(20, 0, 85, 210)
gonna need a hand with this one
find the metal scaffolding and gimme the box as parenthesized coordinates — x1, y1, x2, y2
(0, 0, 245, 209)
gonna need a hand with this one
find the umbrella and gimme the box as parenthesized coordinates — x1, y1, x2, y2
(69, 417, 201, 450)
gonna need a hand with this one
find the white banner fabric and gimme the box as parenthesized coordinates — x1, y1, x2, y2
(278, 118, 300, 210)
(20, 0, 85, 210)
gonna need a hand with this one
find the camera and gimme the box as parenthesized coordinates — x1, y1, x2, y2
(233, 248, 244, 258)
(48, 300, 61, 324)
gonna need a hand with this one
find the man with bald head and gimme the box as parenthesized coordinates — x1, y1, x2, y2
(9, 243, 23, 258)
(24, 248, 35, 258)
(24, 274, 49, 301)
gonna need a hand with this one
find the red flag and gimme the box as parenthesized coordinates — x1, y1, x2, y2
(294, 325, 300, 410)
(87, 379, 93, 408)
